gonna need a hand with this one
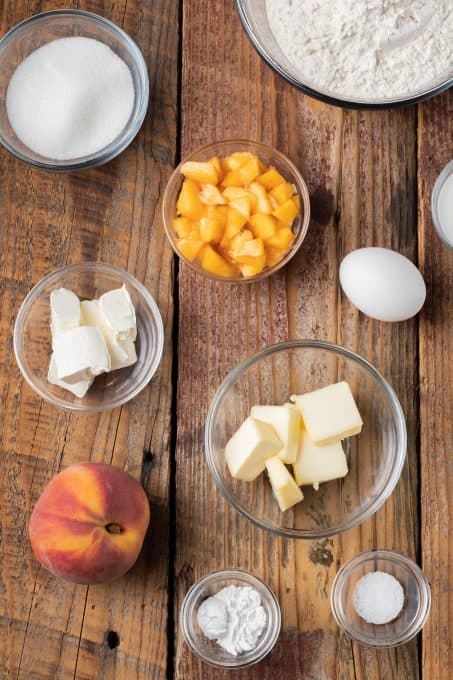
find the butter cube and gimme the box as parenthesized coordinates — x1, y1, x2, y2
(47, 354, 93, 398)
(53, 326, 111, 384)
(50, 288, 81, 342)
(225, 416, 282, 481)
(293, 429, 348, 489)
(265, 457, 303, 511)
(291, 381, 363, 444)
(251, 404, 300, 463)
(81, 300, 137, 370)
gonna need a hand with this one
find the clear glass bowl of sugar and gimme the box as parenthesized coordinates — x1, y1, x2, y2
(330, 550, 431, 647)
(0, 10, 149, 171)
(180, 569, 281, 669)
(14, 263, 164, 412)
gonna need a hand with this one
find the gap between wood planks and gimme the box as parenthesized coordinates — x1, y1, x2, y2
(167, 0, 184, 677)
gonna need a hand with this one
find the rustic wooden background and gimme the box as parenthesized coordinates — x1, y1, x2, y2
(0, 1, 451, 679)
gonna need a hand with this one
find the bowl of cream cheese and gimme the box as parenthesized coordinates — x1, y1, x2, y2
(14, 262, 164, 411)
(235, 0, 453, 108)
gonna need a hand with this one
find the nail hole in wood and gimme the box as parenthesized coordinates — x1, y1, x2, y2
(107, 631, 120, 649)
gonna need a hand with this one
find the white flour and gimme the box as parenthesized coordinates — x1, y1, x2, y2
(266, 0, 453, 100)
(197, 585, 266, 655)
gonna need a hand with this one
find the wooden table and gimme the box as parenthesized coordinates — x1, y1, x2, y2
(0, 1, 451, 678)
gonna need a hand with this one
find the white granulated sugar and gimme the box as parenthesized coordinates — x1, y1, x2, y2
(266, 1, 453, 100)
(6, 37, 135, 160)
(197, 585, 267, 655)
(353, 571, 405, 624)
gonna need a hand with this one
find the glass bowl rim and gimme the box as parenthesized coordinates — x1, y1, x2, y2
(0, 8, 149, 171)
(180, 568, 282, 668)
(330, 549, 432, 647)
(13, 261, 164, 412)
(205, 339, 407, 539)
(431, 159, 453, 250)
(234, 0, 453, 110)
(162, 138, 311, 283)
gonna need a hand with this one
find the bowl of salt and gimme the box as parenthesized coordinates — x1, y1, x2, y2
(0, 10, 149, 171)
(330, 550, 431, 647)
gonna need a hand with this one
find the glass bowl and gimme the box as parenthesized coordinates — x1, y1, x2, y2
(14, 263, 164, 412)
(235, 1, 453, 109)
(0, 10, 149, 170)
(205, 341, 407, 539)
(431, 160, 453, 249)
(330, 550, 431, 647)
(162, 139, 310, 283)
(180, 569, 281, 669)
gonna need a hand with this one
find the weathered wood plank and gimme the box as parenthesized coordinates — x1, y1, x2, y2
(176, 1, 420, 678)
(0, 0, 178, 678)
(418, 88, 452, 680)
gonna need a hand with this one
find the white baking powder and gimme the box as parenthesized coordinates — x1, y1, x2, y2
(197, 585, 267, 655)
(266, 0, 452, 100)
(353, 571, 405, 624)
(6, 37, 135, 160)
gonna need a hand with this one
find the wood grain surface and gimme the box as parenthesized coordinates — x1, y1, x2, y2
(0, 1, 451, 679)
(0, 0, 178, 679)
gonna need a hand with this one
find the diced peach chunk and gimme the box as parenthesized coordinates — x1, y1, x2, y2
(266, 227, 295, 250)
(273, 199, 299, 227)
(221, 170, 245, 188)
(208, 156, 223, 180)
(239, 157, 261, 184)
(177, 179, 206, 220)
(172, 217, 195, 239)
(265, 246, 286, 267)
(180, 161, 219, 185)
(229, 196, 252, 219)
(199, 184, 226, 205)
(228, 230, 254, 253)
(239, 257, 266, 277)
(227, 206, 248, 232)
(270, 181, 295, 205)
(258, 167, 285, 190)
(199, 217, 224, 244)
(176, 239, 204, 262)
(200, 245, 237, 277)
(231, 237, 265, 265)
(248, 214, 278, 240)
(248, 182, 272, 214)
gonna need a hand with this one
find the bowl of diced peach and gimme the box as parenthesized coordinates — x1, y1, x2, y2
(162, 140, 310, 282)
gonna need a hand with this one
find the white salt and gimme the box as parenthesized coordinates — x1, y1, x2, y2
(353, 571, 405, 625)
(6, 36, 135, 160)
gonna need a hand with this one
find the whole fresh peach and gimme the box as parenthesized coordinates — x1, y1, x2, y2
(29, 462, 150, 584)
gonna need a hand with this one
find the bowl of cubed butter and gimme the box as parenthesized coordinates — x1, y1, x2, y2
(205, 341, 407, 538)
(14, 263, 164, 412)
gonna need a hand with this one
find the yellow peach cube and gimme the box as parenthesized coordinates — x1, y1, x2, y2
(248, 214, 278, 240)
(200, 245, 237, 277)
(180, 161, 219, 185)
(265, 246, 286, 267)
(266, 227, 294, 250)
(207, 205, 228, 223)
(172, 217, 194, 239)
(199, 217, 224, 244)
(176, 179, 206, 220)
(221, 170, 246, 187)
(231, 237, 265, 265)
(208, 156, 223, 180)
(199, 184, 226, 205)
(227, 206, 248, 232)
(228, 230, 254, 253)
(258, 167, 285, 190)
(273, 198, 299, 227)
(239, 257, 266, 277)
(292, 194, 301, 210)
(239, 157, 261, 184)
(229, 196, 252, 218)
(270, 182, 295, 205)
(176, 239, 204, 262)
(248, 182, 272, 214)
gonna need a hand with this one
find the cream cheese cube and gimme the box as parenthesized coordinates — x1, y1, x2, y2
(47, 354, 93, 398)
(265, 457, 303, 511)
(291, 381, 363, 444)
(80, 300, 137, 370)
(99, 285, 136, 341)
(225, 416, 282, 481)
(53, 326, 111, 383)
(293, 429, 348, 489)
(250, 404, 301, 463)
(50, 288, 81, 342)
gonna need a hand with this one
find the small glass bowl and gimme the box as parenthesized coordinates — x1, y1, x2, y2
(180, 569, 281, 669)
(162, 139, 310, 283)
(331, 550, 431, 647)
(431, 160, 453, 249)
(205, 340, 407, 539)
(14, 263, 164, 412)
(0, 10, 149, 170)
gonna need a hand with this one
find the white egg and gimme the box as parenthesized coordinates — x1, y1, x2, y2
(339, 248, 426, 322)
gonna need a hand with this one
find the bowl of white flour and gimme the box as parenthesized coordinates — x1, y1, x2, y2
(0, 10, 149, 170)
(235, 0, 453, 108)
